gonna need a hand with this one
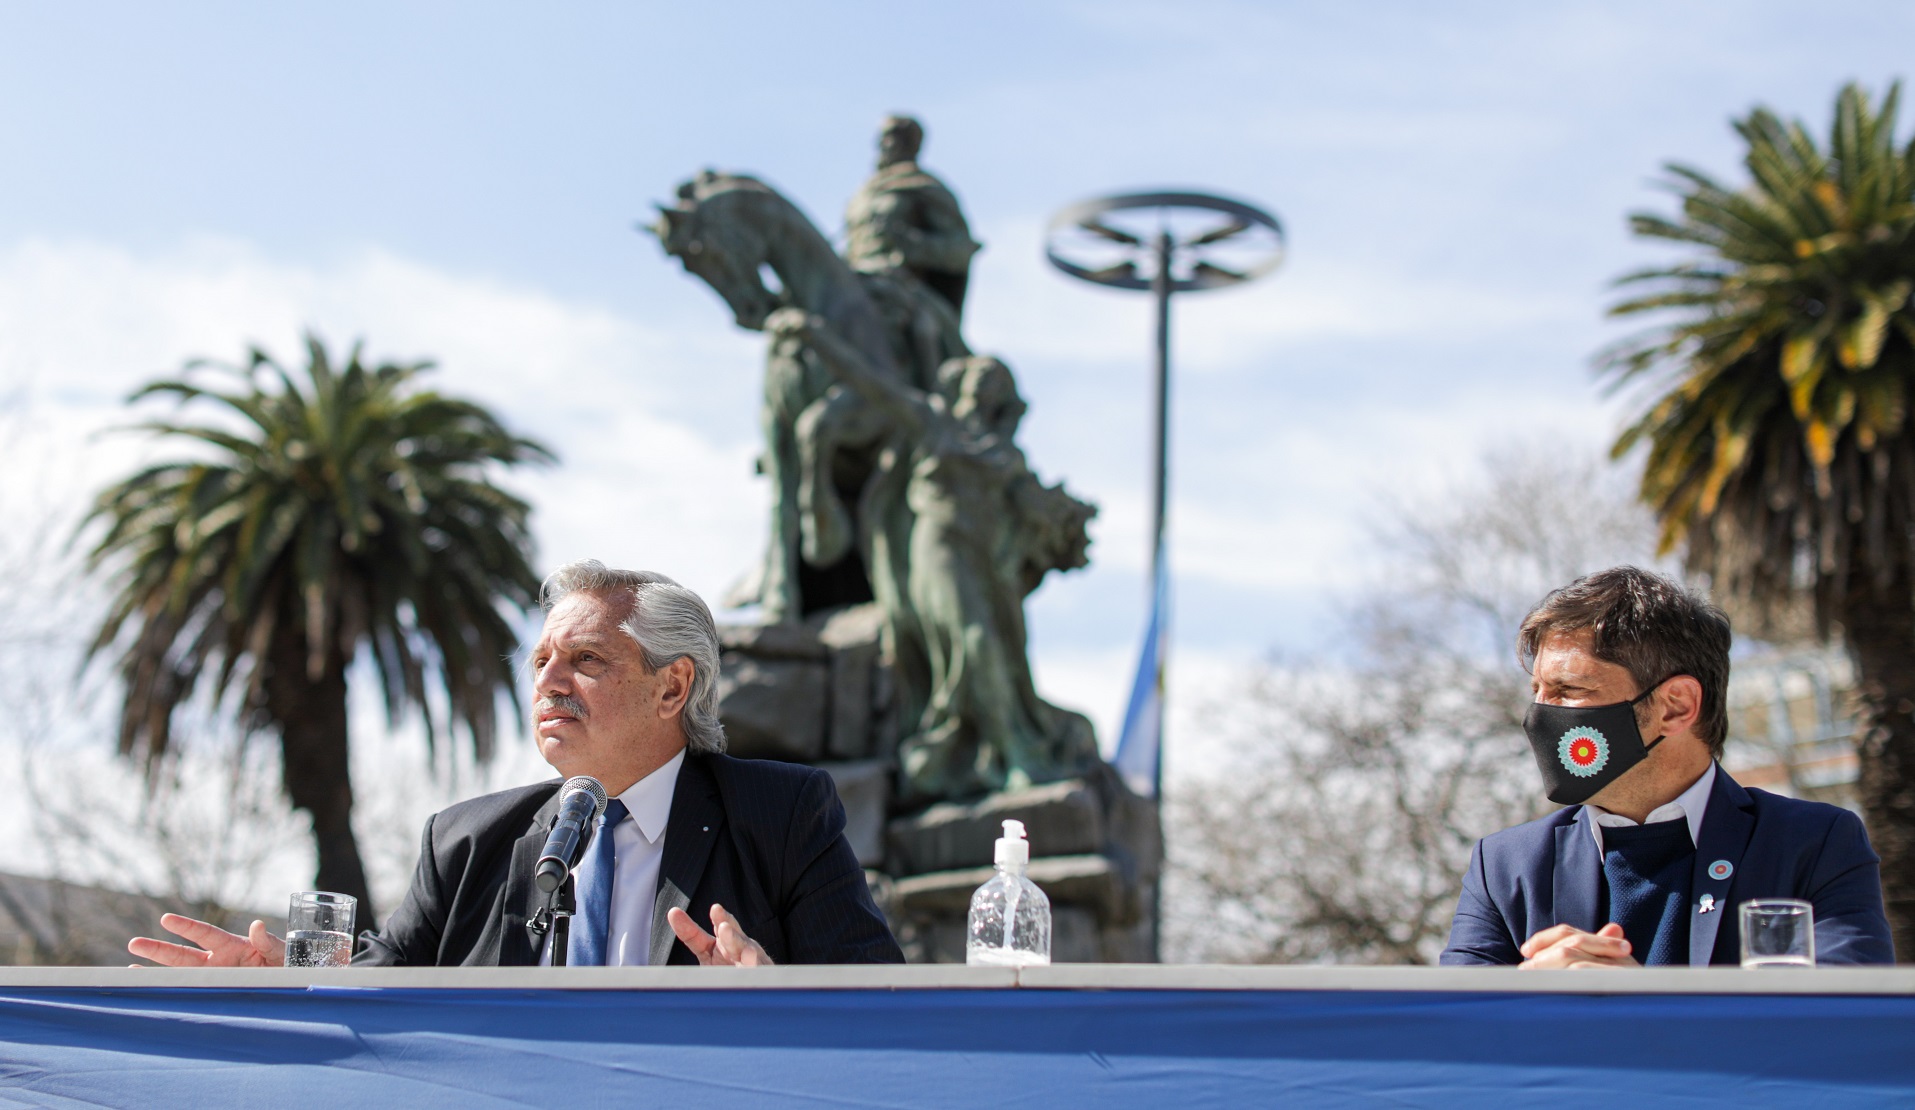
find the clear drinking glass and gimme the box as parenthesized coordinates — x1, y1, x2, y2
(285, 891, 357, 968)
(1740, 898, 1815, 968)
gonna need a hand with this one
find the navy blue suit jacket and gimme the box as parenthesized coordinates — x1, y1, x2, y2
(358, 752, 904, 966)
(1441, 767, 1894, 966)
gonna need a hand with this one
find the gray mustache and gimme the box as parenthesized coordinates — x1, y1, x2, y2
(535, 694, 588, 720)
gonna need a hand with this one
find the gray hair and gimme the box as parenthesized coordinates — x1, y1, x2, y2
(540, 560, 726, 754)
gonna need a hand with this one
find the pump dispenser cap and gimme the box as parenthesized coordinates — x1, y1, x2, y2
(995, 819, 1030, 867)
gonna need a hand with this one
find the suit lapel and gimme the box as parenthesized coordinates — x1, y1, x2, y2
(654, 754, 725, 964)
(499, 791, 564, 967)
(1688, 766, 1756, 966)
(1552, 808, 1600, 934)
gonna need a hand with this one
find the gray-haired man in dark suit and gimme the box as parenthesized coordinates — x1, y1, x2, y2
(133, 560, 902, 968)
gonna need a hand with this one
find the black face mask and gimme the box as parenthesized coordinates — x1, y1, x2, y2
(1523, 679, 1671, 806)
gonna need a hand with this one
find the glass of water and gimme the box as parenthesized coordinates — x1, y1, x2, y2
(286, 891, 357, 968)
(1740, 898, 1815, 968)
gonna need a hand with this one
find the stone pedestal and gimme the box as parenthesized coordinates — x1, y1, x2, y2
(883, 763, 1160, 963)
(715, 604, 1163, 963)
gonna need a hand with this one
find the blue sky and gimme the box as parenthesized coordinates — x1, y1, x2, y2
(2, 0, 1912, 774)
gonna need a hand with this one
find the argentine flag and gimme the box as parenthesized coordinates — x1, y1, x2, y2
(1112, 559, 1167, 798)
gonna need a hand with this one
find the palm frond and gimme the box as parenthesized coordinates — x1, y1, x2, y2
(81, 333, 554, 769)
(1605, 83, 1915, 630)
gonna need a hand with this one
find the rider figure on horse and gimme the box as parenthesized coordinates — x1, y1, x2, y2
(844, 115, 981, 322)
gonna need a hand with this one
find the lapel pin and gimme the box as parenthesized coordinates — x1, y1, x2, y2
(1698, 893, 1717, 914)
(1708, 860, 1733, 881)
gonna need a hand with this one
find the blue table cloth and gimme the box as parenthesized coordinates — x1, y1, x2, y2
(0, 980, 1910, 1107)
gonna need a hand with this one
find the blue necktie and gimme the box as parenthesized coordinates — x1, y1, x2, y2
(567, 798, 628, 966)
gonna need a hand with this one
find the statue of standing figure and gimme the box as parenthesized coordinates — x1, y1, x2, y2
(651, 116, 1098, 801)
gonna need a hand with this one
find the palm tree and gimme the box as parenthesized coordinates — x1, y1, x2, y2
(1606, 81, 1915, 953)
(83, 336, 553, 923)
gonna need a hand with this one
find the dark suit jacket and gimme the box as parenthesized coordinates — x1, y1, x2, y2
(1441, 767, 1894, 965)
(357, 752, 904, 966)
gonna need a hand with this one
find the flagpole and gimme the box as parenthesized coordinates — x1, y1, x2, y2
(1148, 233, 1171, 967)
(1149, 229, 1172, 605)
(1044, 190, 1284, 965)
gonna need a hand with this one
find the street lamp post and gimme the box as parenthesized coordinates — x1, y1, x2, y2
(1046, 191, 1283, 959)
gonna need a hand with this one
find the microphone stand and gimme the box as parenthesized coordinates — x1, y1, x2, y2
(529, 873, 577, 966)
(551, 874, 575, 966)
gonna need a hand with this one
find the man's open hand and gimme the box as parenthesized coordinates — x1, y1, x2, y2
(128, 913, 287, 968)
(1519, 922, 1640, 969)
(667, 904, 773, 966)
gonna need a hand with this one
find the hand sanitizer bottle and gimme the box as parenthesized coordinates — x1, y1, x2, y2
(966, 819, 1051, 966)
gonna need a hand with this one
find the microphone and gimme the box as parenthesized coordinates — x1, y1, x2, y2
(536, 777, 609, 894)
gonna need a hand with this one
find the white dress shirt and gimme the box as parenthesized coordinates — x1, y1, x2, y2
(1585, 761, 1716, 857)
(540, 748, 684, 966)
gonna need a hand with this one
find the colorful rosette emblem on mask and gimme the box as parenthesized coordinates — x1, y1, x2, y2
(1558, 726, 1609, 777)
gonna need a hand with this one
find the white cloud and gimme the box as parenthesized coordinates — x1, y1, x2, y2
(0, 231, 1607, 649)
(0, 236, 769, 611)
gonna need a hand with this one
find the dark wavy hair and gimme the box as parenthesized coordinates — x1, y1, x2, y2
(1518, 566, 1732, 758)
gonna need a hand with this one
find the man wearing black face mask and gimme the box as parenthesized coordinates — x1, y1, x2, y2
(1441, 567, 1894, 967)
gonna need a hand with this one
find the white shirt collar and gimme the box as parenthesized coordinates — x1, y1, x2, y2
(614, 747, 685, 846)
(1585, 761, 1716, 856)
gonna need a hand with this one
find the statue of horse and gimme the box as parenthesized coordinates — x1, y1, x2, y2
(651, 171, 965, 622)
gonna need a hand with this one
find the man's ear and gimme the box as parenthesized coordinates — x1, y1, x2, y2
(655, 656, 697, 719)
(1651, 675, 1704, 739)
